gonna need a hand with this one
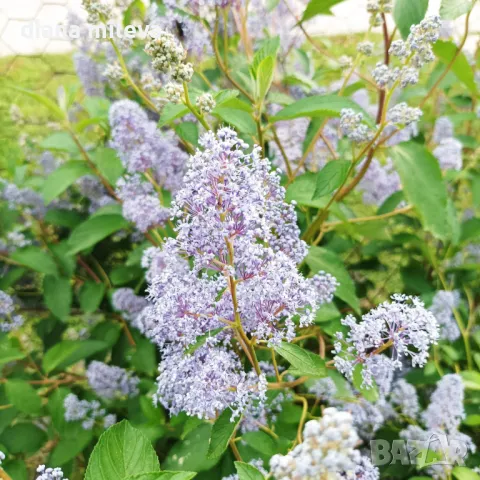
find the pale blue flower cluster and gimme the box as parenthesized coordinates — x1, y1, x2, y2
(64, 393, 110, 430)
(429, 290, 461, 341)
(0, 290, 24, 333)
(86, 361, 140, 400)
(36, 465, 67, 480)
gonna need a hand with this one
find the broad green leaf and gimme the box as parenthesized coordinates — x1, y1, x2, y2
(68, 214, 130, 254)
(79, 280, 106, 313)
(460, 370, 480, 390)
(159, 103, 189, 126)
(213, 108, 257, 136)
(185, 327, 225, 355)
(111, 266, 144, 285)
(43, 275, 72, 320)
(433, 41, 477, 93)
(0, 337, 25, 365)
(43, 339, 108, 373)
(84, 96, 111, 118)
(44, 208, 84, 229)
(50, 429, 93, 466)
(256, 56, 275, 103)
(43, 162, 91, 204)
(128, 473, 197, 480)
(251, 36, 280, 74)
(41, 132, 80, 153)
(460, 217, 480, 243)
(92, 147, 124, 185)
(301, 0, 346, 22)
(234, 462, 265, 480)
(175, 122, 199, 147)
(0, 423, 47, 453)
(274, 342, 326, 378)
(91, 203, 123, 217)
(5, 380, 42, 415)
(391, 142, 449, 241)
(352, 364, 379, 402)
(7, 85, 65, 120)
(0, 267, 26, 290)
(313, 160, 350, 199)
(305, 246, 360, 313)
(241, 431, 277, 456)
(393, 0, 429, 39)
(130, 337, 158, 376)
(440, 0, 473, 19)
(286, 172, 329, 209)
(464, 414, 480, 426)
(164, 424, 220, 472)
(271, 95, 374, 126)
(207, 408, 241, 459)
(214, 89, 240, 106)
(452, 467, 480, 480)
(85, 420, 160, 480)
(11, 246, 58, 276)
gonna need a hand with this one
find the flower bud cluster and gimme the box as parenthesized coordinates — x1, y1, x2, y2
(367, 0, 393, 26)
(165, 82, 184, 103)
(387, 102, 422, 126)
(103, 62, 123, 82)
(0, 290, 24, 333)
(429, 290, 461, 341)
(145, 30, 193, 82)
(334, 294, 439, 389)
(270, 407, 379, 479)
(340, 109, 374, 143)
(357, 41, 374, 56)
(196, 93, 216, 114)
(86, 360, 140, 400)
(36, 465, 67, 480)
(82, 0, 112, 24)
(64, 393, 113, 430)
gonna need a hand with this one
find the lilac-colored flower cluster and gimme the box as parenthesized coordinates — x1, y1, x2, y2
(1, 181, 46, 218)
(429, 290, 461, 341)
(116, 175, 170, 232)
(64, 393, 109, 430)
(109, 99, 187, 191)
(143, 128, 337, 420)
(358, 158, 401, 206)
(77, 175, 115, 213)
(111, 287, 148, 322)
(73, 52, 105, 97)
(36, 465, 67, 480)
(141, 246, 189, 282)
(270, 407, 379, 479)
(0, 290, 24, 333)
(433, 135, 463, 171)
(334, 294, 439, 389)
(401, 374, 475, 479)
(86, 361, 140, 400)
(390, 378, 420, 419)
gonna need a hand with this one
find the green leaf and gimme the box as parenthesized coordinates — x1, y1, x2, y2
(43, 162, 91, 204)
(159, 103, 189, 126)
(175, 122, 199, 147)
(301, 0, 346, 22)
(11, 246, 58, 276)
(130, 337, 158, 376)
(271, 95, 374, 126)
(452, 467, 480, 480)
(79, 280, 106, 313)
(213, 108, 257, 136)
(68, 214, 130, 254)
(128, 473, 197, 480)
(207, 408, 241, 459)
(440, 0, 473, 19)
(50, 429, 93, 466)
(44, 208, 84, 229)
(0, 423, 47, 453)
(41, 132, 80, 153)
(0, 267, 26, 290)
(5, 380, 42, 415)
(460, 217, 480, 243)
(464, 414, 480, 426)
(85, 420, 160, 480)
(0, 337, 26, 365)
(43, 275, 72, 320)
(305, 246, 360, 313)
(433, 41, 477, 93)
(214, 89, 240, 106)
(286, 172, 329, 209)
(84, 96, 111, 118)
(43, 340, 108, 373)
(6, 85, 66, 120)
(164, 424, 219, 472)
(312, 160, 350, 199)
(391, 142, 449, 241)
(251, 37, 280, 74)
(393, 0, 429, 39)
(185, 327, 225, 355)
(274, 342, 326, 378)
(91, 147, 124, 185)
(111, 266, 144, 285)
(352, 364, 379, 402)
(256, 56, 275, 103)
(234, 462, 265, 480)
(460, 370, 480, 390)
